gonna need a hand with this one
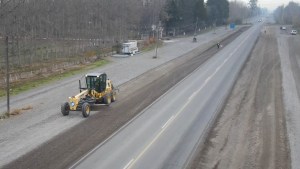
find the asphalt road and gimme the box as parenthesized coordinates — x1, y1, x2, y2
(0, 27, 237, 167)
(2, 26, 249, 168)
(72, 24, 262, 169)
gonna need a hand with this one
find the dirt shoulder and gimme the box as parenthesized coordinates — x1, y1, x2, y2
(187, 26, 291, 169)
(278, 26, 300, 168)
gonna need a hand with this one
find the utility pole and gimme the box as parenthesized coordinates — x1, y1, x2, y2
(5, 36, 10, 115)
(153, 28, 159, 59)
(281, 6, 284, 24)
(193, 17, 199, 42)
(153, 21, 161, 59)
(194, 17, 199, 36)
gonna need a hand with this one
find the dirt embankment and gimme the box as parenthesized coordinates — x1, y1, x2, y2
(188, 26, 291, 169)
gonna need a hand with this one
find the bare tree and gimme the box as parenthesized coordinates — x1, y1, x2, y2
(229, 0, 250, 24)
(274, 2, 300, 26)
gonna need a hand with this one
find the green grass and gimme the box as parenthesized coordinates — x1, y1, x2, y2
(0, 90, 5, 98)
(0, 59, 109, 98)
(0, 112, 10, 119)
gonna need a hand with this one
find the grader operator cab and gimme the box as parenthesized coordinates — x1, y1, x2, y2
(61, 73, 117, 117)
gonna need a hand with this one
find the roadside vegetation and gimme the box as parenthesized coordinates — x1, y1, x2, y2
(0, 105, 33, 119)
(274, 1, 300, 29)
(0, 59, 108, 98)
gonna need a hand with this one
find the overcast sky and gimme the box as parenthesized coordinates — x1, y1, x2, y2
(234, 0, 300, 11)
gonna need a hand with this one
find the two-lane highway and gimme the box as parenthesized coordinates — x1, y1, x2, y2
(71, 23, 262, 169)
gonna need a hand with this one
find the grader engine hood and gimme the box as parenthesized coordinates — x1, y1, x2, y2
(69, 90, 88, 110)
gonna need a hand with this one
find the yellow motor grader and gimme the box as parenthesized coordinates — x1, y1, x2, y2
(61, 73, 117, 117)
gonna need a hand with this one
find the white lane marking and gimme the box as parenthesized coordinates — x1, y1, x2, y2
(189, 92, 197, 100)
(127, 28, 255, 169)
(162, 116, 175, 129)
(123, 159, 134, 169)
(216, 65, 222, 72)
(174, 100, 190, 118)
(127, 100, 191, 169)
(127, 126, 166, 168)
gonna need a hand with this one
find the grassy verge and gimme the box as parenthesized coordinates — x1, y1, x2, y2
(0, 105, 33, 119)
(0, 59, 109, 98)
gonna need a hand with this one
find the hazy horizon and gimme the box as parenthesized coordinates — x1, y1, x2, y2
(231, 0, 300, 11)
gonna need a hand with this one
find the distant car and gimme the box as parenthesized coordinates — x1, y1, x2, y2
(280, 26, 286, 30)
(291, 30, 298, 35)
(258, 19, 262, 22)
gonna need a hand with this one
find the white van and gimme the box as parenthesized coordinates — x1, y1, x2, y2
(122, 40, 139, 55)
(291, 30, 297, 35)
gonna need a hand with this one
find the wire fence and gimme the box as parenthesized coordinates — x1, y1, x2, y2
(0, 37, 116, 87)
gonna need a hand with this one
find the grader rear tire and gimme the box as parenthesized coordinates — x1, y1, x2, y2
(104, 95, 111, 106)
(61, 102, 70, 116)
(82, 103, 91, 118)
(111, 92, 116, 102)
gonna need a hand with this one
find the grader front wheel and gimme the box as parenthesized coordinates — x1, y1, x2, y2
(61, 102, 70, 116)
(82, 103, 91, 118)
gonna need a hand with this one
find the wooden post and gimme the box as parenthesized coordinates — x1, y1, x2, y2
(5, 36, 10, 115)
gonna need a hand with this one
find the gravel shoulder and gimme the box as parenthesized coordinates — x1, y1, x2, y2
(187, 26, 291, 169)
(0, 27, 240, 167)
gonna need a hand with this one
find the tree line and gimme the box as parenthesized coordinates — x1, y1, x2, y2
(0, 0, 260, 39)
(160, 0, 260, 35)
(0, 0, 166, 39)
(161, 0, 228, 35)
(273, 1, 300, 27)
(229, 0, 251, 24)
